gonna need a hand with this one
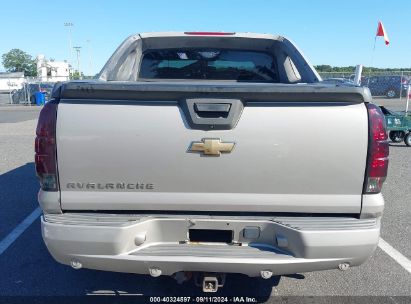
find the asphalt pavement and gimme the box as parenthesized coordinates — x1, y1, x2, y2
(0, 106, 40, 123)
(0, 101, 410, 302)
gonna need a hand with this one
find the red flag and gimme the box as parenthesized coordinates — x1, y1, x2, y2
(376, 21, 390, 45)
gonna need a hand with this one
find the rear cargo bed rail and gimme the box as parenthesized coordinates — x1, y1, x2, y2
(54, 81, 372, 103)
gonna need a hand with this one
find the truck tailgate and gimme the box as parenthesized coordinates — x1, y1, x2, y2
(56, 83, 369, 213)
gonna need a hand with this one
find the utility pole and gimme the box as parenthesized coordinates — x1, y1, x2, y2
(64, 22, 74, 76)
(86, 39, 93, 77)
(73, 46, 82, 79)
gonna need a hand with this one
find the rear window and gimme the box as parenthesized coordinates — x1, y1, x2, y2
(139, 49, 279, 82)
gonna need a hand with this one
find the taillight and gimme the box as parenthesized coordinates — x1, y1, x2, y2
(364, 104, 389, 193)
(35, 102, 58, 191)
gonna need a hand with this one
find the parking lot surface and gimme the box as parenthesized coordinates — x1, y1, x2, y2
(0, 100, 410, 301)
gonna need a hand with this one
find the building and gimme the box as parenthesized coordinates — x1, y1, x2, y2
(37, 55, 70, 82)
(0, 72, 25, 93)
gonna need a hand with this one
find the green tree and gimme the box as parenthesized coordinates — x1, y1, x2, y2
(315, 65, 411, 74)
(314, 65, 333, 72)
(71, 70, 84, 80)
(1, 49, 37, 77)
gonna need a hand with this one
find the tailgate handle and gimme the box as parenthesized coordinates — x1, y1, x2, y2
(182, 98, 243, 130)
(194, 103, 231, 113)
(194, 103, 231, 118)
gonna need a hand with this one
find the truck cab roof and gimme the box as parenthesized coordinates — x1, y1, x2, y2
(98, 32, 322, 84)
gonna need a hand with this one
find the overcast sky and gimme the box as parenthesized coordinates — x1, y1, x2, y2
(1, 0, 410, 75)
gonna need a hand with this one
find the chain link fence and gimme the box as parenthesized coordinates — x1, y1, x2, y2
(0, 76, 68, 105)
(319, 71, 411, 100)
(0, 73, 93, 105)
(2, 71, 411, 105)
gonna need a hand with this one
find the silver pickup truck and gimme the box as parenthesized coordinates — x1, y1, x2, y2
(36, 32, 389, 292)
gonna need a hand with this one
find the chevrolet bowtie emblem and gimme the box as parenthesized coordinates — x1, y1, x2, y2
(188, 138, 235, 156)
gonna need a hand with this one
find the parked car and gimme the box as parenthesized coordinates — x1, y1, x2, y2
(36, 32, 387, 292)
(321, 77, 354, 85)
(12, 82, 55, 104)
(363, 75, 410, 98)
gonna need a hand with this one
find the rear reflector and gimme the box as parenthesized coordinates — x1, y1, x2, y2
(35, 102, 58, 191)
(364, 104, 389, 193)
(184, 32, 235, 36)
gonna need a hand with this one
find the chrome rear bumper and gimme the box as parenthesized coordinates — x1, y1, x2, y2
(41, 213, 380, 277)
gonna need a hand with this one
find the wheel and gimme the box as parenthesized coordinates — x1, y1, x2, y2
(389, 131, 405, 142)
(386, 89, 397, 98)
(405, 132, 411, 146)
